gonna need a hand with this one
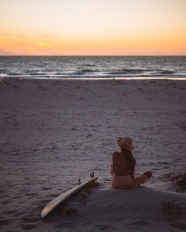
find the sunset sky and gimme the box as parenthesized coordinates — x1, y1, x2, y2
(0, 0, 186, 56)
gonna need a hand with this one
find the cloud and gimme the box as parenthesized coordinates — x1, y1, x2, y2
(0, 33, 58, 40)
(0, 33, 26, 38)
(43, 34, 57, 38)
(17, 34, 26, 38)
(0, 33, 11, 37)
(0, 49, 15, 55)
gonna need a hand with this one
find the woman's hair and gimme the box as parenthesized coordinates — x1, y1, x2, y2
(121, 147, 134, 170)
(121, 147, 132, 156)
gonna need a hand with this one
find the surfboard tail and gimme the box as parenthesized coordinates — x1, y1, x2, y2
(90, 171, 94, 178)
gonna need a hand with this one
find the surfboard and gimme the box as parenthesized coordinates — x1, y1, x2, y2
(41, 175, 98, 218)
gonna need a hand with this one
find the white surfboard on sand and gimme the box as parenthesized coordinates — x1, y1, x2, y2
(41, 175, 97, 218)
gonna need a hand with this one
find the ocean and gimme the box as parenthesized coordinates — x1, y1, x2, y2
(0, 56, 186, 79)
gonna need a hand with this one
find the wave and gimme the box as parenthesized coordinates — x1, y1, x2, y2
(81, 69, 96, 73)
(107, 68, 147, 75)
(160, 70, 175, 75)
(107, 68, 178, 76)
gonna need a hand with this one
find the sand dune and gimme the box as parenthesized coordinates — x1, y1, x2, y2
(52, 185, 186, 232)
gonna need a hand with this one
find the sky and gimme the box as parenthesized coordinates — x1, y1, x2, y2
(0, 0, 186, 56)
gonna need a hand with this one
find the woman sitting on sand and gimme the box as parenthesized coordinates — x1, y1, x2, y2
(111, 137, 152, 189)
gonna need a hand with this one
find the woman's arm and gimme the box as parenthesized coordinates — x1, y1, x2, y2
(130, 157, 136, 179)
(110, 152, 116, 175)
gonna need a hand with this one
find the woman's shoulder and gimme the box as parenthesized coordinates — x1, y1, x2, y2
(112, 151, 120, 156)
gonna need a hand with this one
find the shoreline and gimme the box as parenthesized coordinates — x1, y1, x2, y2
(1, 76, 186, 81)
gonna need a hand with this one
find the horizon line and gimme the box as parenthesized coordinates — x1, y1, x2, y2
(0, 54, 186, 57)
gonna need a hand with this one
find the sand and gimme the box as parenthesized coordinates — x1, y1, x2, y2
(0, 78, 186, 232)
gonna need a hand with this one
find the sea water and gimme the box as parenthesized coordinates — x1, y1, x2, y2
(0, 56, 186, 79)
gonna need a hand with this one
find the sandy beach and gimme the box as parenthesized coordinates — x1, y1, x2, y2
(0, 78, 186, 232)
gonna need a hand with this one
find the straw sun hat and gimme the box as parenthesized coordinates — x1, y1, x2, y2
(117, 137, 134, 150)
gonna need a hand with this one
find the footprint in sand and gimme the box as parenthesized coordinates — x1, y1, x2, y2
(171, 222, 186, 230)
(22, 224, 37, 230)
(131, 220, 148, 227)
(95, 224, 113, 231)
(0, 220, 9, 226)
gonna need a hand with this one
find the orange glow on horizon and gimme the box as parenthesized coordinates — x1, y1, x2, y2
(1, 33, 186, 56)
